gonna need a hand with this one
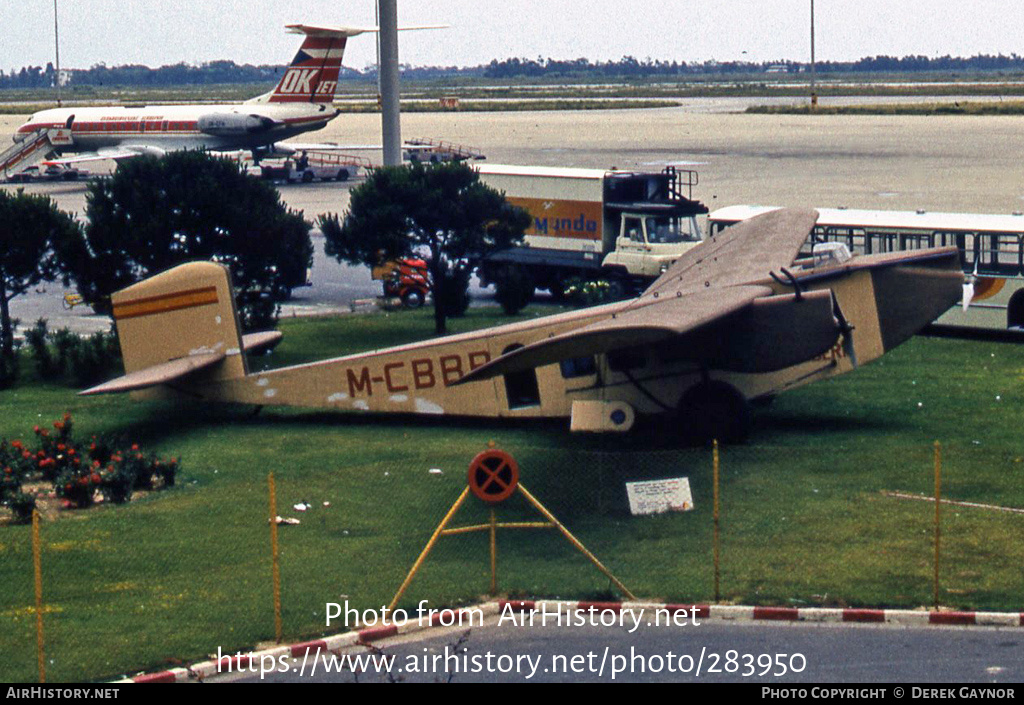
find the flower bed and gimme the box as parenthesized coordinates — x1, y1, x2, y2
(0, 414, 179, 524)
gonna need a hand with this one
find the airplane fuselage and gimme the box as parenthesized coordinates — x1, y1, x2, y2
(16, 102, 341, 156)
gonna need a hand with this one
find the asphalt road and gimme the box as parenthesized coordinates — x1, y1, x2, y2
(222, 617, 1024, 684)
(2, 178, 501, 336)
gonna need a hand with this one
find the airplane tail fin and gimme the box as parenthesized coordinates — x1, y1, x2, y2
(248, 24, 364, 105)
(247, 23, 446, 105)
(81, 262, 252, 397)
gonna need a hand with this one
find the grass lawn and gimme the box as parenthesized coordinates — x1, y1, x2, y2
(1, 306, 1022, 682)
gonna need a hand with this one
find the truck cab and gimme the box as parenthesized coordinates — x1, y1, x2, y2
(604, 206, 704, 279)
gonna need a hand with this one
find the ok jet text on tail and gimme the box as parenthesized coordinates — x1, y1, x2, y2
(82, 209, 963, 442)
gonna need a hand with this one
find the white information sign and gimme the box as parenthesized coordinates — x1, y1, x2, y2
(626, 477, 694, 516)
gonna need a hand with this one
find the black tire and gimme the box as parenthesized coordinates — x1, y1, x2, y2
(401, 289, 425, 309)
(607, 278, 629, 301)
(301, 170, 314, 183)
(1008, 289, 1024, 329)
(336, 169, 350, 182)
(678, 380, 752, 445)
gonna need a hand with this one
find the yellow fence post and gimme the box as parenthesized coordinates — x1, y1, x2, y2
(713, 439, 721, 603)
(489, 509, 498, 595)
(933, 441, 942, 609)
(268, 472, 282, 643)
(32, 509, 45, 683)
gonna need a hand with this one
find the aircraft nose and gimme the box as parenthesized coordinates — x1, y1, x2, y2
(870, 253, 964, 352)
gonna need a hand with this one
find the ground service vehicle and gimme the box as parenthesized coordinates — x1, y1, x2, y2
(371, 258, 431, 308)
(260, 151, 367, 183)
(475, 164, 708, 300)
(709, 205, 1024, 334)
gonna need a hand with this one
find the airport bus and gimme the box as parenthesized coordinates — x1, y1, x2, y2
(708, 205, 1024, 334)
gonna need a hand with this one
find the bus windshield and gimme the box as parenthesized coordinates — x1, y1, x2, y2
(646, 216, 699, 244)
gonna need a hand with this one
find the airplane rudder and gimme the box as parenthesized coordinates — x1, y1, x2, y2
(111, 261, 246, 381)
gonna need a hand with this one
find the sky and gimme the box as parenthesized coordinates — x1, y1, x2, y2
(3, 0, 1024, 73)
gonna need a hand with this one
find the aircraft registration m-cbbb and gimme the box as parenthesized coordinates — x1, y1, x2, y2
(81, 209, 963, 442)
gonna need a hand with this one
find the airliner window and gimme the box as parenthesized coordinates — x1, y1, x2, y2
(560, 356, 597, 379)
(501, 344, 541, 409)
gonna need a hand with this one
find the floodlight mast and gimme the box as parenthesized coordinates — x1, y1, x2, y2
(809, 0, 817, 107)
(53, 0, 61, 106)
(378, 0, 402, 166)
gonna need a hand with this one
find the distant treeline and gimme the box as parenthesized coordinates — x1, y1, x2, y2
(481, 53, 1024, 77)
(4, 52, 1024, 89)
(0, 60, 476, 89)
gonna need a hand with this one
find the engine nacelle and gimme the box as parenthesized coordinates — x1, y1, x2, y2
(197, 113, 277, 136)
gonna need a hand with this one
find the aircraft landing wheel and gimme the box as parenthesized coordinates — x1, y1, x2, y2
(678, 380, 752, 445)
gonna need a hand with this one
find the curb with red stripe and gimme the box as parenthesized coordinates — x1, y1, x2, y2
(498, 599, 1024, 628)
(114, 599, 1023, 682)
(114, 604, 498, 683)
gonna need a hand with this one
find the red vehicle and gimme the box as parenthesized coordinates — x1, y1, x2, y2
(372, 258, 430, 308)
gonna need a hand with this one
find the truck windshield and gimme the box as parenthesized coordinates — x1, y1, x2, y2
(646, 216, 698, 244)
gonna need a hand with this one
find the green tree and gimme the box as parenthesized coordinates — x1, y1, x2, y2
(57, 151, 313, 330)
(319, 161, 530, 334)
(0, 190, 81, 388)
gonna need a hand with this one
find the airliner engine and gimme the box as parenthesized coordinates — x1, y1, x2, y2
(197, 113, 278, 136)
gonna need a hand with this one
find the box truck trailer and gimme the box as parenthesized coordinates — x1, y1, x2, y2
(476, 164, 708, 299)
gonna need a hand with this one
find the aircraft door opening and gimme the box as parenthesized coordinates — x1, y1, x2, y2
(501, 344, 540, 409)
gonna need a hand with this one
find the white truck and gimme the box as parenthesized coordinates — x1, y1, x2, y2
(475, 164, 708, 299)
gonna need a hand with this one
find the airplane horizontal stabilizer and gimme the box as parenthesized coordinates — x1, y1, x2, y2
(242, 330, 284, 355)
(79, 352, 225, 396)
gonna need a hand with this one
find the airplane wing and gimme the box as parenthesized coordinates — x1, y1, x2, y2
(458, 207, 839, 384)
(643, 207, 819, 298)
(42, 146, 155, 166)
(459, 285, 771, 383)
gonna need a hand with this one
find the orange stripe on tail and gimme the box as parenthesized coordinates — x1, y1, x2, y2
(112, 286, 219, 320)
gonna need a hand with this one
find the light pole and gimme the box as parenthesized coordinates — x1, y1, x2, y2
(53, 0, 62, 106)
(810, 0, 817, 107)
(378, 0, 402, 166)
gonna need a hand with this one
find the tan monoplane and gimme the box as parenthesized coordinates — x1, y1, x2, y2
(81, 208, 963, 441)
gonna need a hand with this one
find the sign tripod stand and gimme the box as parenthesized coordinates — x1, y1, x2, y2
(388, 449, 635, 611)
